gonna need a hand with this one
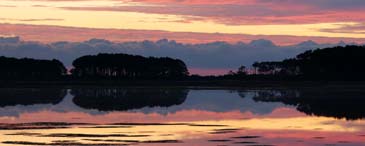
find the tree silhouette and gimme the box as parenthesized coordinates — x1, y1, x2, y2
(237, 66, 247, 75)
(250, 45, 365, 80)
(0, 56, 66, 80)
(71, 53, 189, 79)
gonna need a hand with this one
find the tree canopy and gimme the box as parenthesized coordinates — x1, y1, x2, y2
(251, 45, 365, 80)
(71, 53, 189, 79)
(0, 56, 66, 80)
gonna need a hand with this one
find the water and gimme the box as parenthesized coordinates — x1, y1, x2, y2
(0, 86, 364, 146)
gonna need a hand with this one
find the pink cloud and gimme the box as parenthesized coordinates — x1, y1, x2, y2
(131, 0, 260, 5)
(1, 23, 365, 45)
(10, 0, 365, 25)
(61, 4, 365, 25)
(319, 22, 365, 34)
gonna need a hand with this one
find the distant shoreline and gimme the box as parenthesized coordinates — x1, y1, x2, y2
(2, 80, 365, 88)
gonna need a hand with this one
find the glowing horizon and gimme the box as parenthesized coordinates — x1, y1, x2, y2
(1, 0, 365, 42)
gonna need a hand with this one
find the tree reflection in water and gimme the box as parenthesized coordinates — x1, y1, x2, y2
(251, 88, 365, 120)
(0, 87, 364, 121)
(71, 88, 189, 111)
(0, 88, 66, 107)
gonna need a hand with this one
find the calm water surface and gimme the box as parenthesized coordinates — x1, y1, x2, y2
(0, 86, 364, 146)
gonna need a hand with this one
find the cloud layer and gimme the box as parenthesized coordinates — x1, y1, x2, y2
(2, 0, 365, 38)
(2, 23, 365, 45)
(58, 0, 365, 25)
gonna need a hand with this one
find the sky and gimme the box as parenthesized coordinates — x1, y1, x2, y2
(1, 0, 365, 74)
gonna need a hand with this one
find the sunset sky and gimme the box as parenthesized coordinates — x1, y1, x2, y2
(1, 0, 365, 43)
(1, 0, 365, 74)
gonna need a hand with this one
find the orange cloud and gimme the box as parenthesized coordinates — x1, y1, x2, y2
(56, 0, 365, 25)
(129, 0, 259, 5)
(1, 23, 365, 45)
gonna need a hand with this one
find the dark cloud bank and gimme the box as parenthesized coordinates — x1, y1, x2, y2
(0, 36, 363, 74)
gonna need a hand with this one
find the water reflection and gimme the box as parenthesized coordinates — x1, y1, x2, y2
(0, 88, 66, 107)
(0, 87, 364, 120)
(252, 88, 365, 120)
(0, 87, 364, 146)
(71, 88, 188, 111)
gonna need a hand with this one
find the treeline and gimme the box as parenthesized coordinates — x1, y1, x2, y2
(0, 53, 188, 80)
(1, 45, 365, 81)
(0, 57, 66, 80)
(208, 45, 365, 81)
(72, 54, 188, 79)
(249, 45, 365, 80)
